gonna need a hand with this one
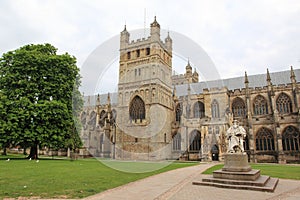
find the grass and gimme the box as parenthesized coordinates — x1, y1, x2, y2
(202, 163, 300, 180)
(0, 154, 198, 199)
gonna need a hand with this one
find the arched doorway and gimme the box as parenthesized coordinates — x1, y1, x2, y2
(211, 144, 219, 161)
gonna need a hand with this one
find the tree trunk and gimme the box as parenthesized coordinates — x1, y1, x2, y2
(2, 147, 7, 155)
(27, 145, 38, 159)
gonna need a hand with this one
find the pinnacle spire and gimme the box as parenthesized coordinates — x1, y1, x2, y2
(107, 92, 111, 104)
(150, 15, 160, 28)
(186, 59, 192, 70)
(244, 71, 249, 84)
(266, 68, 271, 82)
(291, 66, 295, 79)
(96, 94, 100, 106)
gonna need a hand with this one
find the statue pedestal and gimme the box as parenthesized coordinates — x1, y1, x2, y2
(193, 152, 279, 192)
(222, 153, 251, 172)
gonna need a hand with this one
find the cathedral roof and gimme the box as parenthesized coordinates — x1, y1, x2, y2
(84, 68, 300, 106)
(175, 68, 300, 96)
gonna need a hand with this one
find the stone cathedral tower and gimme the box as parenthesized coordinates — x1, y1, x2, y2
(116, 17, 174, 160)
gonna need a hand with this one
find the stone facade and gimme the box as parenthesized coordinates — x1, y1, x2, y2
(80, 17, 300, 163)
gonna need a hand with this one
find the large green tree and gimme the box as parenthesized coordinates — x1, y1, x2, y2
(0, 44, 83, 158)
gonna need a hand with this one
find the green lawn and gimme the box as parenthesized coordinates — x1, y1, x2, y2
(202, 164, 300, 180)
(0, 155, 198, 199)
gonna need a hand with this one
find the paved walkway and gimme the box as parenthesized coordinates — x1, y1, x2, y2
(83, 162, 300, 200)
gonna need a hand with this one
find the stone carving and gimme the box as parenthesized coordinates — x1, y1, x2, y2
(226, 120, 246, 153)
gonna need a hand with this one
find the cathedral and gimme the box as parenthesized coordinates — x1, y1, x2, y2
(80, 17, 300, 163)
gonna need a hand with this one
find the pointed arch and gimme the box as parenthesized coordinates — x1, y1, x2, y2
(129, 95, 145, 122)
(193, 101, 205, 118)
(211, 99, 220, 118)
(282, 126, 300, 151)
(99, 110, 106, 127)
(88, 111, 96, 127)
(276, 93, 292, 114)
(253, 95, 268, 115)
(189, 130, 201, 152)
(172, 132, 181, 151)
(80, 111, 87, 125)
(255, 127, 275, 151)
(232, 97, 246, 118)
(175, 103, 182, 122)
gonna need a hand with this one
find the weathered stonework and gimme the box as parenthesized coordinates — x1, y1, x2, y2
(80, 17, 300, 163)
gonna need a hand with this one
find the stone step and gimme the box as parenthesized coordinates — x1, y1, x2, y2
(193, 177, 279, 192)
(202, 175, 270, 187)
(213, 169, 260, 181)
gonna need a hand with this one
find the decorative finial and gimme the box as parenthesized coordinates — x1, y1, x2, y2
(244, 71, 249, 84)
(291, 66, 295, 79)
(107, 92, 111, 104)
(267, 68, 271, 82)
(96, 94, 100, 106)
(186, 58, 192, 70)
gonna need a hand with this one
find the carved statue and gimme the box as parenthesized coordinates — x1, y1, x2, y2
(226, 120, 246, 153)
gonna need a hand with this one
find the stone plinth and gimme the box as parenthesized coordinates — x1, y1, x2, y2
(222, 153, 251, 172)
(193, 152, 279, 192)
(213, 169, 260, 181)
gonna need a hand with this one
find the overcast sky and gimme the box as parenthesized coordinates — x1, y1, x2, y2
(1, 0, 300, 94)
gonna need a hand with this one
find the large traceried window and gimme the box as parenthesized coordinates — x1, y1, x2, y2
(99, 110, 107, 127)
(211, 99, 220, 118)
(175, 103, 182, 122)
(189, 130, 201, 152)
(193, 101, 205, 118)
(232, 97, 246, 118)
(129, 96, 145, 123)
(255, 127, 275, 151)
(88, 111, 96, 127)
(253, 95, 268, 115)
(81, 111, 87, 125)
(276, 93, 292, 114)
(172, 132, 181, 151)
(282, 126, 300, 151)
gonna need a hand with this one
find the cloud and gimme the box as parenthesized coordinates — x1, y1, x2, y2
(0, 0, 299, 94)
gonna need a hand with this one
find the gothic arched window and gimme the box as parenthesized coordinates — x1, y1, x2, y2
(276, 93, 292, 114)
(232, 97, 246, 118)
(253, 95, 268, 115)
(99, 110, 106, 127)
(81, 111, 87, 125)
(189, 130, 201, 152)
(175, 103, 182, 122)
(211, 99, 220, 118)
(255, 127, 275, 151)
(88, 111, 96, 127)
(282, 126, 300, 151)
(193, 101, 205, 118)
(111, 109, 117, 124)
(172, 132, 181, 151)
(129, 96, 145, 122)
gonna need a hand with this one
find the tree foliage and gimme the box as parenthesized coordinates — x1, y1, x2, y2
(0, 44, 83, 158)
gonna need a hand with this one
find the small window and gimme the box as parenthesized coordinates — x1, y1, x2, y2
(138, 68, 141, 76)
(136, 49, 140, 57)
(127, 52, 131, 59)
(146, 48, 150, 55)
(135, 138, 138, 143)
